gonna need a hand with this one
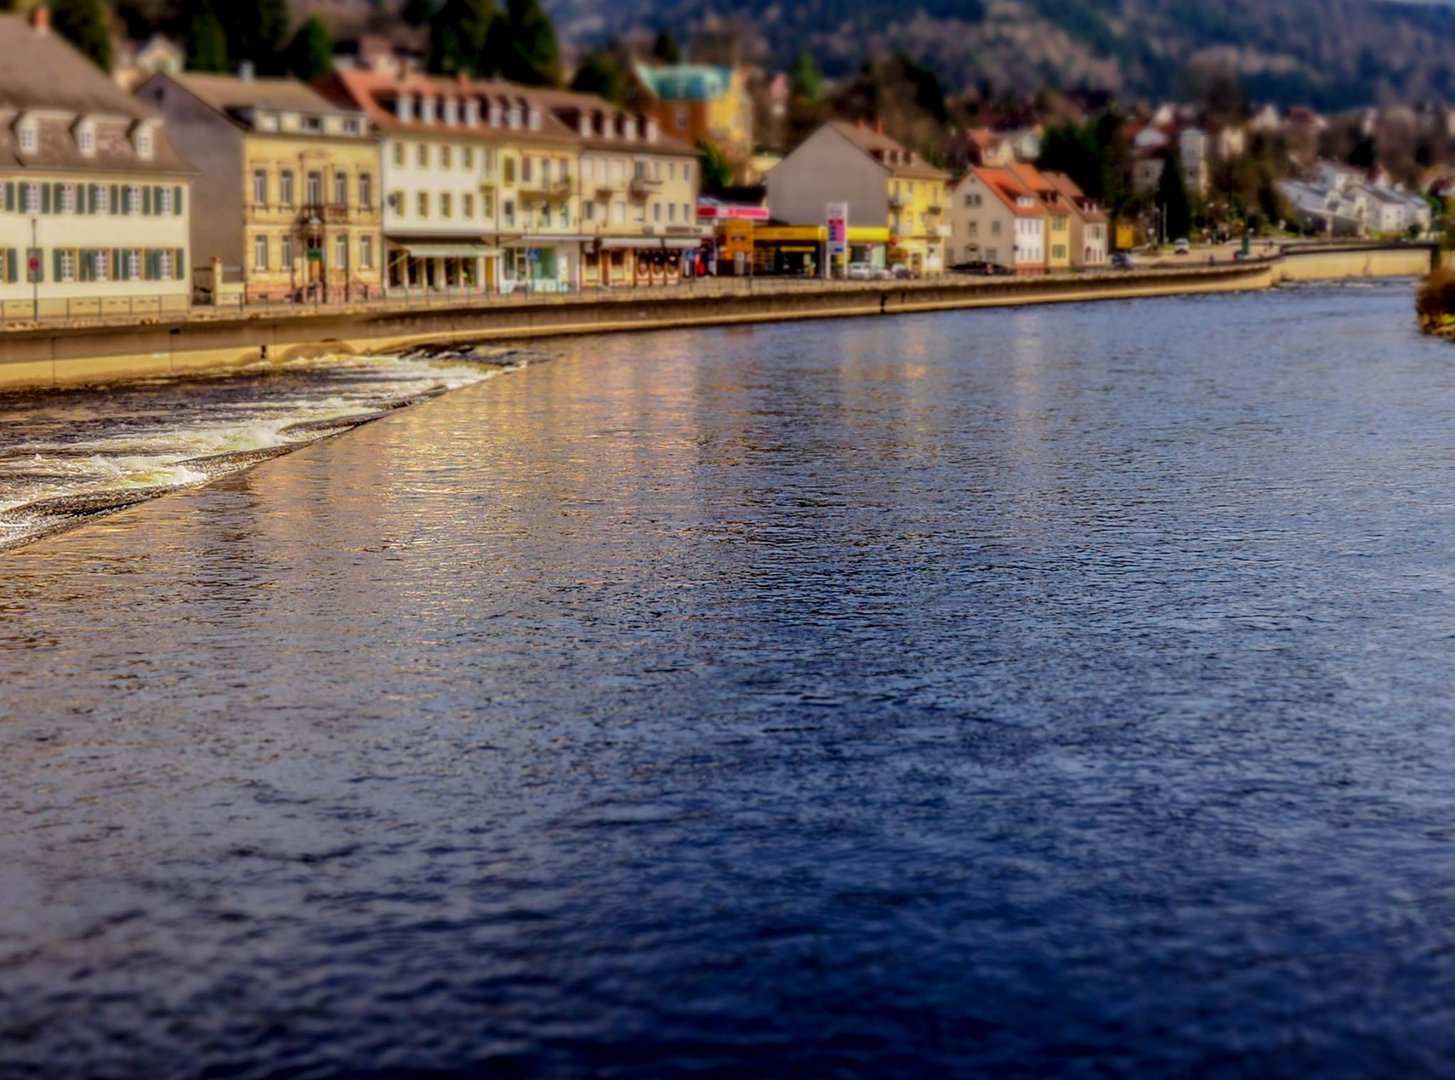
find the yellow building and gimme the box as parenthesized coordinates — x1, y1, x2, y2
(635, 65, 754, 175)
(1010, 163, 1072, 272)
(765, 120, 949, 276)
(137, 71, 383, 303)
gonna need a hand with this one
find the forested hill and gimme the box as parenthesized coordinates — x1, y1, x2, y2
(546, 0, 1455, 108)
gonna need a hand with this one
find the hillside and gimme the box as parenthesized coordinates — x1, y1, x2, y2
(544, 0, 1455, 109)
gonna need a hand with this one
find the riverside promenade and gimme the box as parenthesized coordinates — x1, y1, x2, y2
(0, 243, 1435, 391)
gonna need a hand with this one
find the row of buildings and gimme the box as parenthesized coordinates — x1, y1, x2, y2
(1279, 160, 1433, 238)
(0, 7, 1114, 316)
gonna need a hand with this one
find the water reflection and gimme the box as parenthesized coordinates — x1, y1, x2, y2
(5, 284, 1455, 1075)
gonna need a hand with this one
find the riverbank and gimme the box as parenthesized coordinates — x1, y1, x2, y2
(0, 243, 1434, 391)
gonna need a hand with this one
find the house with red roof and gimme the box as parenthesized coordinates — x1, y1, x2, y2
(946, 165, 1046, 274)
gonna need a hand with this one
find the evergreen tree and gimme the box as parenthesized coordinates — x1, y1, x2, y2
(697, 140, 733, 192)
(428, 0, 496, 76)
(487, 0, 558, 86)
(651, 28, 682, 65)
(51, 0, 113, 72)
(186, 8, 229, 72)
(570, 48, 626, 104)
(789, 49, 823, 104)
(402, 0, 437, 26)
(1039, 120, 1103, 200)
(1156, 150, 1193, 242)
(285, 14, 334, 82)
(221, 0, 290, 71)
(1350, 134, 1379, 171)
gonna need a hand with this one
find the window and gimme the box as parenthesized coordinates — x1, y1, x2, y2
(417, 191, 428, 217)
(280, 170, 294, 207)
(136, 130, 153, 159)
(417, 143, 428, 167)
(59, 249, 75, 282)
(669, 162, 677, 181)
(127, 250, 142, 281)
(653, 202, 661, 224)
(359, 173, 372, 208)
(95, 186, 108, 214)
(503, 199, 515, 227)
(281, 234, 295, 267)
(252, 235, 268, 271)
(441, 145, 452, 169)
(522, 157, 533, 183)
(334, 235, 347, 267)
(360, 235, 373, 270)
(60, 185, 75, 214)
(93, 250, 108, 281)
(301, 116, 321, 133)
(18, 122, 36, 153)
(307, 171, 322, 205)
(463, 147, 474, 170)
(667, 203, 676, 223)
(158, 250, 173, 281)
(127, 185, 142, 215)
(463, 193, 474, 218)
(23, 183, 38, 214)
(682, 203, 690, 222)
(333, 172, 347, 206)
(674, 105, 688, 129)
(991, 221, 1001, 237)
(158, 187, 174, 214)
(253, 169, 267, 207)
(557, 203, 568, 227)
(343, 118, 361, 135)
(393, 143, 404, 167)
(584, 200, 595, 223)
(612, 200, 624, 224)
(441, 193, 452, 219)
(78, 125, 95, 155)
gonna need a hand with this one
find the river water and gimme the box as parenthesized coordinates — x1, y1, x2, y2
(4, 281, 1455, 1077)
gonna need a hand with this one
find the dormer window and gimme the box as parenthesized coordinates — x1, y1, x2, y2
(443, 99, 458, 125)
(527, 107, 541, 132)
(135, 127, 154, 160)
(464, 100, 479, 126)
(76, 119, 96, 156)
(622, 116, 636, 140)
(420, 97, 436, 124)
(17, 119, 36, 154)
(397, 94, 414, 123)
(507, 106, 522, 129)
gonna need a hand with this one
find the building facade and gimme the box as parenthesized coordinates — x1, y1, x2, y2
(635, 64, 754, 173)
(946, 166, 1045, 274)
(137, 71, 382, 303)
(766, 120, 948, 277)
(0, 10, 193, 317)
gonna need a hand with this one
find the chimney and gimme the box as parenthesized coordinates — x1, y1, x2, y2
(239, 60, 255, 83)
(31, 4, 49, 34)
(875, 119, 884, 134)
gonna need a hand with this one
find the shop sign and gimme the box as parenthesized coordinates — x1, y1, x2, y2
(722, 219, 753, 258)
(826, 202, 848, 257)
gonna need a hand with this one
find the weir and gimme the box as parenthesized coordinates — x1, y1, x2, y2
(0, 244, 1434, 391)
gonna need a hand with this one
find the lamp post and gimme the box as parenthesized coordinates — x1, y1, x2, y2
(30, 215, 38, 321)
(309, 214, 322, 311)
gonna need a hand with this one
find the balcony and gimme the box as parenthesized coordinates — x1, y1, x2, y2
(889, 192, 910, 209)
(519, 177, 573, 200)
(300, 203, 355, 226)
(630, 176, 662, 198)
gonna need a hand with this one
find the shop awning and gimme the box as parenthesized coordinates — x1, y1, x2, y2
(501, 235, 594, 247)
(392, 242, 498, 258)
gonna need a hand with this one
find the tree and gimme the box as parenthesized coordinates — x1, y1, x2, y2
(185, 8, 229, 72)
(570, 48, 626, 104)
(51, 0, 112, 72)
(1156, 150, 1193, 242)
(1039, 119, 1103, 200)
(1350, 134, 1379, 172)
(697, 140, 733, 193)
(285, 14, 334, 82)
(651, 28, 682, 65)
(486, 0, 559, 85)
(402, 0, 437, 26)
(789, 49, 823, 105)
(217, 0, 290, 70)
(429, 0, 496, 76)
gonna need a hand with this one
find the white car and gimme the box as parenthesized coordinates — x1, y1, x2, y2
(1173, 238, 1191, 255)
(847, 262, 875, 280)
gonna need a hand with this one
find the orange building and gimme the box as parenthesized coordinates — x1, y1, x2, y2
(634, 64, 753, 170)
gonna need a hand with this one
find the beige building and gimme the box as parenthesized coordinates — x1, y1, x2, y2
(0, 10, 193, 317)
(137, 71, 382, 303)
(766, 120, 949, 276)
(534, 87, 702, 288)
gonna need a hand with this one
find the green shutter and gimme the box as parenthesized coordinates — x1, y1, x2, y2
(5, 249, 13, 283)
(174, 186, 183, 215)
(142, 187, 152, 215)
(3, 182, 12, 213)
(176, 248, 185, 277)
(111, 248, 121, 280)
(41, 185, 51, 214)
(110, 185, 120, 214)
(52, 249, 60, 280)
(79, 250, 90, 283)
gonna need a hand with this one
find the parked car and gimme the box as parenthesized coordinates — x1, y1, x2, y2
(847, 262, 876, 281)
(1110, 252, 1137, 270)
(1173, 238, 1191, 255)
(949, 260, 1012, 276)
(889, 263, 915, 280)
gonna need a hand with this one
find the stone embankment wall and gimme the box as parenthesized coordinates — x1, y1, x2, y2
(0, 246, 1431, 391)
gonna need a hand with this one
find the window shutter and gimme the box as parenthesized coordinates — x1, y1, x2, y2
(174, 186, 184, 215)
(143, 187, 152, 216)
(52, 249, 61, 280)
(3, 182, 11, 213)
(111, 249, 121, 280)
(41, 185, 51, 214)
(110, 185, 120, 214)
(5, 250, 14, 283)
(176, 248, 185, 278)
(79, 250, 91, 283)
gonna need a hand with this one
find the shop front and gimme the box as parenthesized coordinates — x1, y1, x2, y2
(499, 236, 584, 294)
(581, 237, 702, 288)
(753, 225, 891, 278)
(385, 240, 499, 293)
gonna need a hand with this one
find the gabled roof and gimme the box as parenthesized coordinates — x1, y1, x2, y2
(0, 15, 155, 120)
(322, 68, 577, 144)
(635, 64, 735, 103)
(1040, 170, 1108, 223)
(958, 165, 1046, 217)
(823, 120, 948, 181)
(159, 72, 349, 118)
